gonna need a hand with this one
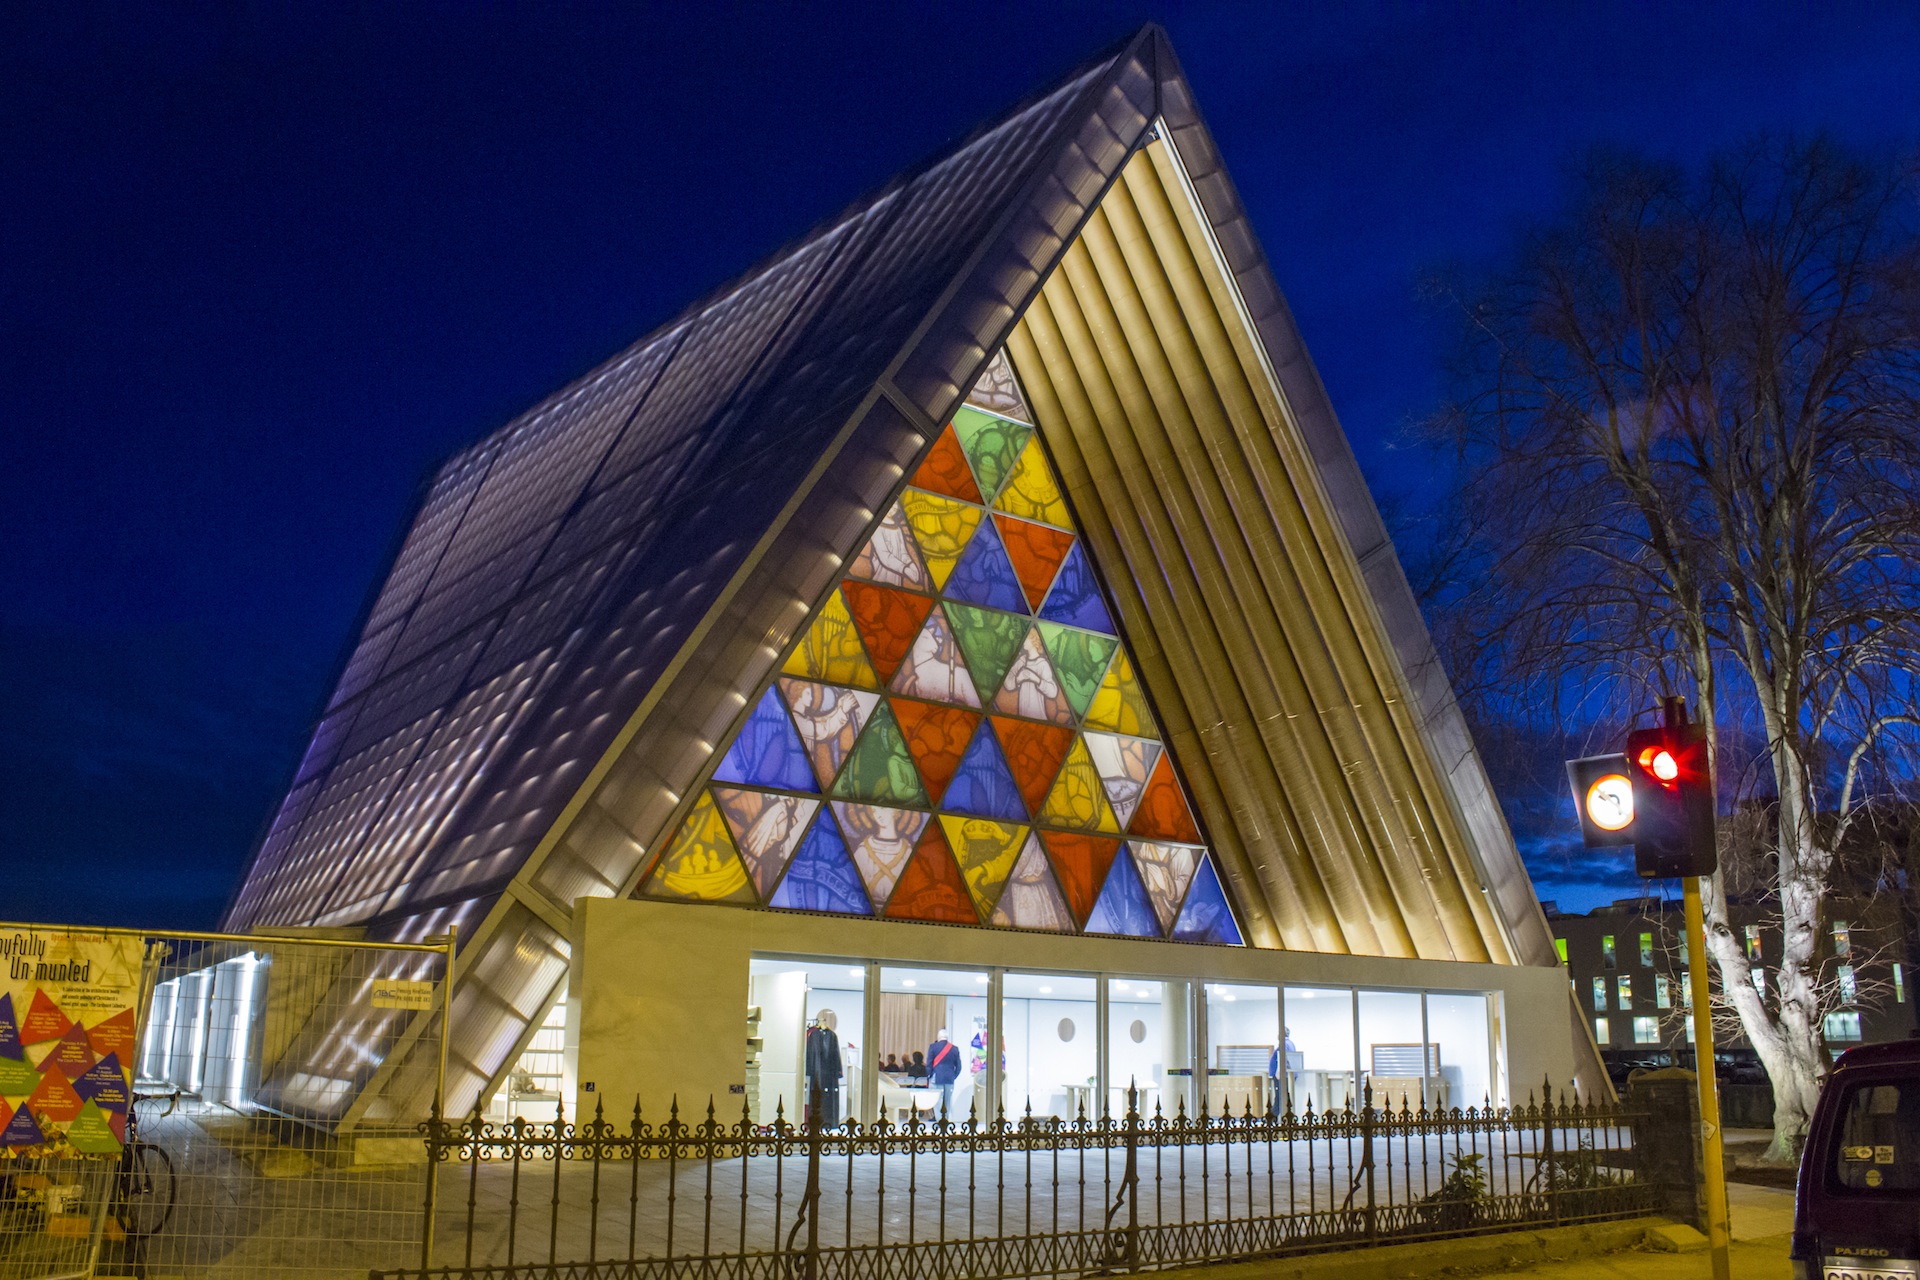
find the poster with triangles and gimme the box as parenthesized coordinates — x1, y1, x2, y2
(2, 929, 143, 1159)
(639, 375, 1242, 946)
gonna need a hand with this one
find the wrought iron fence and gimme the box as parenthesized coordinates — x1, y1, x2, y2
(377, 1079, 1651, 1280)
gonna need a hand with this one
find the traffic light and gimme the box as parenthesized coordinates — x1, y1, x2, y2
(1624, 700, 1716, 878)
(1565, 754, 1635, 847)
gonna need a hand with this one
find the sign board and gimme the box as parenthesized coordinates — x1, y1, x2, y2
(1, 928, 144, 1158)
(371, 979, 436, 1011)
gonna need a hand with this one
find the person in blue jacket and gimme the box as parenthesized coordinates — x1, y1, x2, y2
(1267, 1028, 1298, 1110)
(926, 1028, 962, 1116)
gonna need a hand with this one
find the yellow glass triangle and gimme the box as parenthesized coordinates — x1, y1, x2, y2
(645, 791, 755, 902)
(937, 814, 1029, 919)
(900, 489, 985, 591)
(1036, 736, 1121, 834)
(993, 437, 1072, 529)
(781, 589, 879, 688)
(1084, 651, 1155, 737)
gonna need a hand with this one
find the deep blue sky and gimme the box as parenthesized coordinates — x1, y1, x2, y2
(5, 4, 1918, 929)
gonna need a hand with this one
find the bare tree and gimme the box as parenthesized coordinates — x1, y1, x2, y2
(1427, 137, 1920, 1161)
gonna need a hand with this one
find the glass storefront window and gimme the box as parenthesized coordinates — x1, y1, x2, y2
(1282, 987, 1356, 1113)
(1357, 989, 1427, 1110)
(1001, 973, 1097, 1121)
(748, 958, 866, 1126)
(878, 966, 989, 1121)
(1423, 991, 1492, 1109)
(1204, 983, 1278, 1116)
(1109, 978, 1191, 1117)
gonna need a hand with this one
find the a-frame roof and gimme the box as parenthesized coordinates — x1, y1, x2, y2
(225, 27, 1563, 1125)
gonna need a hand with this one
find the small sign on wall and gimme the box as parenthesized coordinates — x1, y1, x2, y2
(371, 979, 435, 1010)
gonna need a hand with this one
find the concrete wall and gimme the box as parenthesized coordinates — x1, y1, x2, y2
(569, 898, 1580, 1124)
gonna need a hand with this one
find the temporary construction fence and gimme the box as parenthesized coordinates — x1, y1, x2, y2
(375, 1080, 1652, 1280)
(0, 922, 452, 1280)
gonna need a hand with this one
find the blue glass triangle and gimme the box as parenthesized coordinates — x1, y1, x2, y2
(1037, 542, 1114, 635)
(1170, 858, 1242, 945)
(1084, 845, 1161, 937)
(712, 687, 817, 792)
(769, 809, 872, 914)
(943, 516, 1029, 614)
(940, 720, 1028, 821)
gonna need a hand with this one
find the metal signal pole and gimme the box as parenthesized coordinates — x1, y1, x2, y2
(1682, 876, 1732, 1280)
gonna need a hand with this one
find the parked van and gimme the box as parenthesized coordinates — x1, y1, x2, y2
(1794, 1039, 1920, 1279)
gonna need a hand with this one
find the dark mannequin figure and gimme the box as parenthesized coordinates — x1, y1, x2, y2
(805, 1008, 844, 1127)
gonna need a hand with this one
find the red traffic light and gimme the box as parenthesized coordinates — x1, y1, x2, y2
(1637, 746, 1681, 785)
(1624, 699, 1715, 878)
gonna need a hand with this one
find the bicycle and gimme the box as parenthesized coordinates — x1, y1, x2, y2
(112, 1089, 179, 1248)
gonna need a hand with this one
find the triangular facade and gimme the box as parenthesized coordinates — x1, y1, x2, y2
(223, 26, 1573, 1127)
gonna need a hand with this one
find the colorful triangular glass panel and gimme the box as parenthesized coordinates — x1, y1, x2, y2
(944, 602, 1028, 698)
(842, 579, 935, 684)
(890, 606, 981, 708)
(994, 626, 1074, 726)
(713, 787, 821, 899)
(848, 501, 932, 591)
(645, 791, 755, 903)
(831, 802, 930, 909)
(944, 517, 1028, 614)
(938, 815, 1028, 920)
(995, 515, 1075, 612)
(782, 589, 879, 689)
(910, 424, 985, 504)
(711, 687, 816, 793)
(1128, 753, 1202, 844)
(941, 719, 1029, 821)
(1171, 858, 1243, 945)
(830, 701, 928, 806)
(769, 809, 872, 915)
(885, 823, 978, 924)
(1039, 831, 1120, 928)
(1128, 841, 1202, 933)
(991, 717, 1074, 815)
(1084, 651, 1155, 737)
(988, 834, 1074, 932)
(1037, 541, 1115, 635)
(1083, 732, 1160, 828)
(890, 699, 978, 805)
(1037, 622, 1117, 722)
(1084, 846, 1161, 937)
(1037, 736, 1122, 833)
(900, 489, 984, 591)
(994, 436, 1071, 528)
(780, 680, 881, 788)
(951, 406, 1031, 503)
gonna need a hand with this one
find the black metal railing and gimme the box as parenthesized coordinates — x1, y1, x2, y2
(373, 1079, 1651, 1280)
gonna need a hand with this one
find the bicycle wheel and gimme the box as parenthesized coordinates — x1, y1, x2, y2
(117, 1142, 176, 1239)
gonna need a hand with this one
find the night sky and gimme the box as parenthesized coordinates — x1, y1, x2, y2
(6, 4, 1919, 930)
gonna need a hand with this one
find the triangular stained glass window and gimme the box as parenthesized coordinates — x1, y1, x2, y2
(941, 720, 1028, 821)
(885, 823, 978, 924)
(640, 373, 1241, 943)
(831, 802, 929, 910)
(944, 518, 1029, 614)
(1084, 846, 1161, 938)
(848, 501, 932, 591)
(988, 834, 1074, 932)
(644, 792, 756, 903)
(1038, 542, 1115, 635)
(769, 809, 871, 915)
(710, 687, 816, 793)
(713, 788, 820, 899)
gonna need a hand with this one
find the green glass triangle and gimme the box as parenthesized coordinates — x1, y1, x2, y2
(829, 700, 929, 807)
(1038, 622, 1119, 721)
(951, 406, 1032, 504)
(943, 602, 1030, 701)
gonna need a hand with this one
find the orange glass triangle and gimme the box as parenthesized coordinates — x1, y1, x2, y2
(989, 717, 1074, 815)
(890, 698, 979, 805)
(994, 515, 1075, 612)
(910, 425, 984, 504)
(1127, 754, 1202, 844)
(1038, 831, 1121, 928)
(841, 579, 935, 685)
(885, 823, 978, 924)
